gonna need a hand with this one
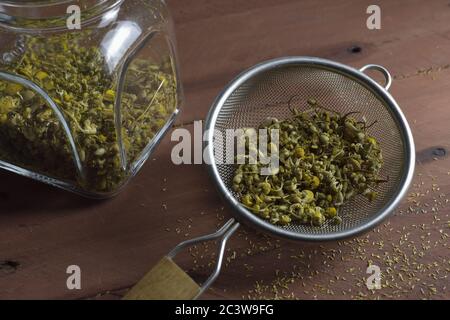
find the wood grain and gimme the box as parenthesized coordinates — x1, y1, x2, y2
(0, 0, 449, 300)
(171, 0, 450, 123)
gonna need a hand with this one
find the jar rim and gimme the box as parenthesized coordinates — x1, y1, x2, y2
(0, 0, 122, 31)
(0, 0, 115, 11)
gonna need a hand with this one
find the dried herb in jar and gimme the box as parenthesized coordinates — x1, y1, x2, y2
(0, 32, 177, 193)
(232, 99, 384, 227)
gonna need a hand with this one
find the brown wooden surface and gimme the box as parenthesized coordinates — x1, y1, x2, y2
(0, 0, 449, 300)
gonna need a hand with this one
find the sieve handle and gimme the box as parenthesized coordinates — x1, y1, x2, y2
(360, 64, 392, 91)
(122, 256, 201, 300)
(123, 219, 240, 300)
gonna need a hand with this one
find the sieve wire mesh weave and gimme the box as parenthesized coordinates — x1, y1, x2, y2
(212, 64, 406, 236)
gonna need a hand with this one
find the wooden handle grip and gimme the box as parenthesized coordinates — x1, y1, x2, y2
(123, 256, 200, 300)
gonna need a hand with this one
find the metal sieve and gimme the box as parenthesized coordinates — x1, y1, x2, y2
(124, 57, 415, 300)
(204, 56, 415, 241)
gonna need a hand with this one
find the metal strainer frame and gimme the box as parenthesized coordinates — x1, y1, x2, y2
(204, 57, 415, 245)
(125, 57, 415, 300)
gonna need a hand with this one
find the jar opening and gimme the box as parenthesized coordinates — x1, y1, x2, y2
(0, 0, 122, 31)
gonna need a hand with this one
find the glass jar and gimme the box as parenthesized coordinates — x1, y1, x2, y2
(0, 0, 182, 197)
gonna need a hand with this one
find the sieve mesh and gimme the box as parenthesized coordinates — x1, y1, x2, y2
(210, 63, 409, 237)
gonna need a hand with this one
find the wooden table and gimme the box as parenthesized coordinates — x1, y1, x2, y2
(0, 0, 449, 300)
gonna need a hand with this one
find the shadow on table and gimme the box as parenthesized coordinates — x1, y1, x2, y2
(0, 170, 101, 214)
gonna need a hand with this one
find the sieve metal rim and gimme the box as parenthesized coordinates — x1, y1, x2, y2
(204, 56, 415, 242)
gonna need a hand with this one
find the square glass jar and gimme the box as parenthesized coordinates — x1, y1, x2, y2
(0, 0, 182, 197)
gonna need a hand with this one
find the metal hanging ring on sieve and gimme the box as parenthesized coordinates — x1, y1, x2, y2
(359, 64, 393, 91)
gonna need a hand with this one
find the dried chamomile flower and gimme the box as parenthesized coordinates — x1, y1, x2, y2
(233, 99, 384, 227)
(0, 32, 177, 193)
